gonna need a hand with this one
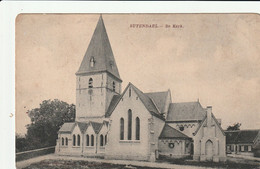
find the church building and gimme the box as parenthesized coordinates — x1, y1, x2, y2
(55, 15, 226, 162)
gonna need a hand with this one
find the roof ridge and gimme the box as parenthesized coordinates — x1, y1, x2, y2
(145, 91, 168, 94)
(172, 101, 199, 104)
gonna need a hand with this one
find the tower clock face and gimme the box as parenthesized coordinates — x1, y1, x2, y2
(88, 89, 93, 95)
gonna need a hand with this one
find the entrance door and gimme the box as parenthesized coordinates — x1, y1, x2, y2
(205, 140, 213, 161)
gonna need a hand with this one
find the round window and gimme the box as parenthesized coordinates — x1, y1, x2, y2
(169, 143, 175, 149)
(179, 126, 184, 131)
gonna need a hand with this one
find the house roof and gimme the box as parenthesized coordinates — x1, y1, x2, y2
(166, 102, 206, 122)
(159, 124, 190, 139)
(145, 91, 169, 113)
(225, 131, 240, 144)
(76, 15, 121, 82)
(225, 130, 260, 144)
(58, 122, 76, 133)
(105, 83, 165, 120)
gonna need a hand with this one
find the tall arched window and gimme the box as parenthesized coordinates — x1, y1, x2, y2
(90, 57, 95, 67)
(73, 135, 76, 146)
(65, 138, 68, 146)
(120, 118, 124, 140)
(113, 81, 115, 92)
(129, 88, 131, 97)
(128, 109, 132, 140)
(62, 137, 64, 146)
(105, 135, 107, 145)
(100, 135, 104, 146)
(136, 117, 140, 140)
(77, 134, 81, 146)
(91, 135, 94, 146)
(89, 78, 93, 88)
(86, 135, 89, 146)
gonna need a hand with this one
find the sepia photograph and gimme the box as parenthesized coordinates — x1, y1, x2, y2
(15, 13, 260, 169)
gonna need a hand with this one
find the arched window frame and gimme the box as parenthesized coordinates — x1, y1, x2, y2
(62, 137, 64, 146)
(136, 117, 140, 140)
(105, 134, 107, 145)
(112, 81, 115, 92)
(128, 109, 132, 140)
(86, 135, 90, 146)
(77, 134, 81, 146)
(65, 138, 68, 146)
(73, 135, 76, 146)
(120, 118, 124, 140)
(100, 134, 104, 146)
(91, 135, 94, 146)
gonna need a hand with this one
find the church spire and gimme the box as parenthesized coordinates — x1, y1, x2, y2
(76, 15, 122, 82)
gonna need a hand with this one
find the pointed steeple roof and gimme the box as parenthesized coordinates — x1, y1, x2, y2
(76, 15, 122, 82)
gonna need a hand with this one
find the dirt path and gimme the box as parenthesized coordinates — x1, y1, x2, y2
(16, 154, 220, 169)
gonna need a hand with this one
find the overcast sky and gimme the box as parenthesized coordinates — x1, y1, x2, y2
(16, 14, 260, 134)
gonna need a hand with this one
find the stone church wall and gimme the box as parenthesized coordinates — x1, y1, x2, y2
(105, 87, 151, 161)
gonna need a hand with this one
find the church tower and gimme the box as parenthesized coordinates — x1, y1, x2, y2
(75, 15, 122, 121)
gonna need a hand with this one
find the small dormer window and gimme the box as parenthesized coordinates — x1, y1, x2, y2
(112, 81, 115, 92)
(89, 78, 93, 88)
(90, 57, 95, 67)
(110, 61, 113, 69)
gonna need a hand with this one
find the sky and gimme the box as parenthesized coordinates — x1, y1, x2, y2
(16, 14, 260, 135)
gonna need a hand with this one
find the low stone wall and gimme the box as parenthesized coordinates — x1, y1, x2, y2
(16, 146, 55, 162)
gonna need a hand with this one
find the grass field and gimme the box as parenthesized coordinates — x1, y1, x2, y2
(22, 158, 260, 169)
(22, 160, 159, 169)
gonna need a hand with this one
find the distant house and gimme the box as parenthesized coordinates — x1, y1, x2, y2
(225, 130, 260, 157)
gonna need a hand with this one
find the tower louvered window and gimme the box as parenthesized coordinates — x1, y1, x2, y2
(89, 78, 93, 88)
(113, 81, 115, 92)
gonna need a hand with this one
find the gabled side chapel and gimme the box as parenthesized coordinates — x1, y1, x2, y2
(55, 16, 226, 162)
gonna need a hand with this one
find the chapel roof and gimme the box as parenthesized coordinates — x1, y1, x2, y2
(225, 130, 260, 144)
(58, 122, 76, 133)
(166, 101, 206, 122)
(145, 91, 169, 113)
(91, 121, 103, 134)
(105, 83, 165, 120)
(77, 122, 89, 133)
(159, 124, 191, 139)
(76, 15, 121, 82)
(106, 94, 121, 117)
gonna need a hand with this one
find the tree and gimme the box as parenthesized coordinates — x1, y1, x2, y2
(26, 99, 75, 149)
(226, 122, 241, 131)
